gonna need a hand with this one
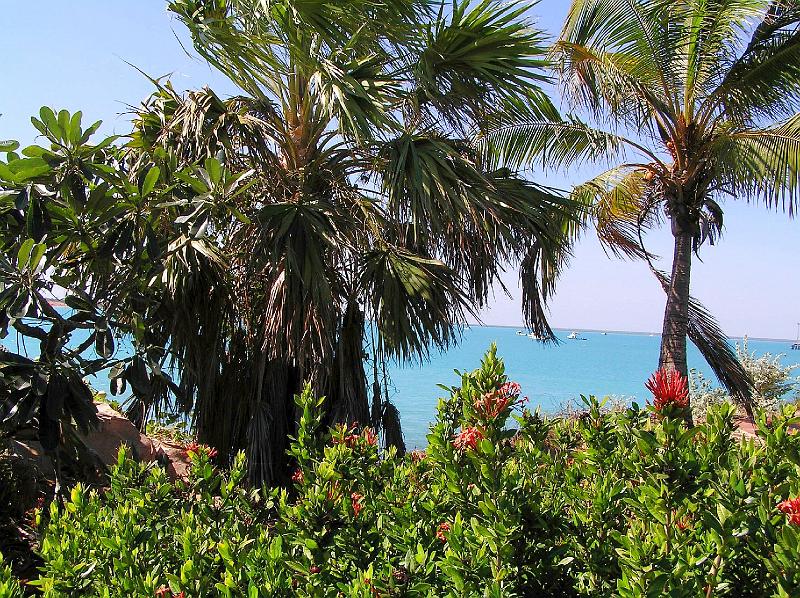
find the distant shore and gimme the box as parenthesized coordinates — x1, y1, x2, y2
(468, 323, 796, 344)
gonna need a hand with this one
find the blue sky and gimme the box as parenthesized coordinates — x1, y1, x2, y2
(1, 1, 797, 340)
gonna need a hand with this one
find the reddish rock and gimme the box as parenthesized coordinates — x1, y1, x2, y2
(79, 402, 157, 466)
(151, 438, 192, 481)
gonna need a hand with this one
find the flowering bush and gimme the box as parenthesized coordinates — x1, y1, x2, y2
(691, 339, 800, 420)
(10, 346, 800, 596)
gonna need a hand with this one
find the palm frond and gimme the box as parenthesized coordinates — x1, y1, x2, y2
(713, 113, 800, 215)
(360, 247, 471, 362)
(714, 8, 800, 123)
(676, 0, 766, 112)
(311, 53, 400, 142)
(557, 0, 681, 121)
(478, 115, 629, 170)
(167, 0, 284, 98)
(571, 165, 659, 259)
(412, 0, 551, 130)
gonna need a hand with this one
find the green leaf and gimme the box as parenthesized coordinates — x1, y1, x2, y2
(0, 140, 19, 152)
(17, 238, 34, 270)
(205, 158, 222, 186)
(39, 107, 61, 140)
(58, 110, 71, 143)
(69, 111, 83, 145)
(141, 166, 160, 197)
(29, 243, 46, 274)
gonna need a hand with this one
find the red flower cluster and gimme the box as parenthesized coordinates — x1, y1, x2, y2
(436, 522, 451, 542)
(334, 424, 378, 448)
(291, 468, 304, 484)
(184, 442, 218, 459)
(672, 510, 692, 531)
(310, 565, 321, 574)
(645, 369, 690, 411)
(452, 426, 485, 451)
(499, 381, 521, 398)
(351, 492, 364, 517)
(409, 450, 426, 463)
(474, 382, 523, 420)
(778, 497, 800, 525)
(155, 586, 185, 598)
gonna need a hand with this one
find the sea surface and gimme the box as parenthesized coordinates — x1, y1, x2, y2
(4, 323, 797, 450)
(386, 327, 797, 449)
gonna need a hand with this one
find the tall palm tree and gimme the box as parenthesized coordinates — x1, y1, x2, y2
(117, 0, 577, 483)
(485, 0, 800, 416)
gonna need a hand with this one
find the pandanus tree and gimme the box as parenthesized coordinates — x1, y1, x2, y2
(485, 0, 800, 417)
(110, 0, 577, 483)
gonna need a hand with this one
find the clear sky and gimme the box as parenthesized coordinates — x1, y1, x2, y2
(1, 1, 797, 340)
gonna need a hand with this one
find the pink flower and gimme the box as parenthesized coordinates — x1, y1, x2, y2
(778, 497, 800, 525)
(351, 492, 364, 518)
(361, 427, 378, 446)
(409, 450, 426, 463)
(333, 423, 378, 448)
(646, 369, 690, 411)
(310, 565, 320, 574)
(184, 442, 218, 459)
(452, 426, 485, 451)
(436, 522, 451, 542)
(499, 381, 521, 398)
(291, 468, 304, 484)
(474, 382, 524, 420)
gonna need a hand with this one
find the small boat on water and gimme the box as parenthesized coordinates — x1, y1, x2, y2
(567, 331, 588, 341)
(601, 332, 608, 336)
(516, 330, 526, 336)
(528, 332, 544, 340)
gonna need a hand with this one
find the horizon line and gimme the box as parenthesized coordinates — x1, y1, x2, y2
(469, 323, 796, 344)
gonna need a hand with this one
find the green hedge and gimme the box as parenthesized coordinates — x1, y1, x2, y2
(20, 347, 800, 596)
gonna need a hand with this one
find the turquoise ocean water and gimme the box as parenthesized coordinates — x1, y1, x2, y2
(3, 323, 796, 450)
(386, 327, 797, 449)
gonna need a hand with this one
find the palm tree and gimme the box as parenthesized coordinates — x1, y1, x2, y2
(117, 0, 577, 483)
(485, 0, 800, 417)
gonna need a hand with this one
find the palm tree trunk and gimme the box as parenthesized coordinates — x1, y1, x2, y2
(659, 227, 693, 379)
(328, 302, 370, 426)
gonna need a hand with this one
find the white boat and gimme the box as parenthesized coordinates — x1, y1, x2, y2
(601, 332, 608, 336)
(567, 331, 579, 340)
(528, 332, 544, 340)
(516, 330, 526, 336)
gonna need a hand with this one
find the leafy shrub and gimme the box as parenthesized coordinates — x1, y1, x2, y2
(18, 346, 800, 596)
(691, 339, 800, 420)
(0, 552, 24, 598)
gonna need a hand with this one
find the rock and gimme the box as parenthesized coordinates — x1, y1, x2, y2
(151, 439, 191, 481)
(79, 402, 157, 466)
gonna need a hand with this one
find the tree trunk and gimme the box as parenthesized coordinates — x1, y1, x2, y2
(328, 303, 370, 427)
(659, 226, 693, 380)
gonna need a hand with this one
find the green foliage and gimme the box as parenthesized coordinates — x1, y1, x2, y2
(13, 346, 800, 596)
(0, 552, 24, 598)
(692, 339, 800, 420)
